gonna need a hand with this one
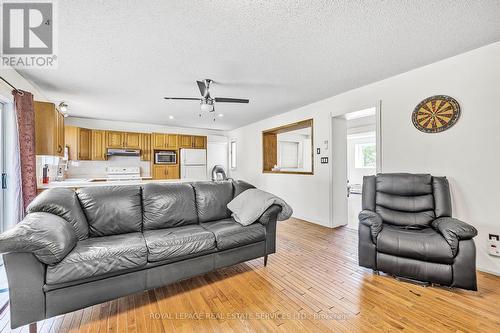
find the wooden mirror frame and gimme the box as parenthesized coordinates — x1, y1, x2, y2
(262, 119, 314, 175)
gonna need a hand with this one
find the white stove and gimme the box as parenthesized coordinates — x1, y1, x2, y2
(106, 167, 141, 181)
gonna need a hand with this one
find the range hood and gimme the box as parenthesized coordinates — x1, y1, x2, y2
(106, 148, 140, 157)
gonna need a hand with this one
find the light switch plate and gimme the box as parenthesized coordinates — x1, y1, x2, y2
(320, 157, 328, 164)
(489, 234, 500, 257)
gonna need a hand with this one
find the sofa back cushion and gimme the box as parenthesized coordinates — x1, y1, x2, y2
(192, 181, 233, 223)
(142, 183, 198, 230)
(77, 186, 142, 236)
(374, 173, 435, 227)
(27, 188, 89, 240)
(232, 180, 256, 197)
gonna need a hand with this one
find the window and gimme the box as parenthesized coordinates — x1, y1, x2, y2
(355, 142, 376, 168)
(262, 119, 313, 174)
(230, 140, 237, 169)
(278, 141, 299, 168)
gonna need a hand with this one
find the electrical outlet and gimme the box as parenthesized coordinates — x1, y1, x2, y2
(488, 234, 500, 257)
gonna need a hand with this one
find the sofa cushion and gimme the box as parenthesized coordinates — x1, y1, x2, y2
(377, 225, 454, 264)
(46, 232, 147, 284)
(192, 181, 233, 223)
(142, 183, 198, 230)
(143, 225, 216, 262)
(202, 218, 266, 250)
(77, 186, 142, 236)
(27, 187, 89, 240)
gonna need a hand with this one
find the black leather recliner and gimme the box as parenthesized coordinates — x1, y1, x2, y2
(358, 173, 478, 290)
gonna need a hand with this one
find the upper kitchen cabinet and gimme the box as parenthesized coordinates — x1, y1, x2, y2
(106, 131, 124, 148)
(34, 101, 65, 157)
(193, 135, 207, 149)
(179, 135, 207, 149)
(124, 132, 141, 149)
(65, 126, 92, 160)
(105, 131, 141, 149)
(178, 135, 192, 148)
(91, 130, 107, 160)
(140, 133, 151, 161)
(152, 133, 178, 150)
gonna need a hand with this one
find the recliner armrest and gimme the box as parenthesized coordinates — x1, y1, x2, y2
(258, 204, 282, 225)
(0, 212, 77, 265)
(359, 210, 383, 243)
(432, 217, 477, 256)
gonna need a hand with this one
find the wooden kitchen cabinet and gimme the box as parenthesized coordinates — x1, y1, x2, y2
(153, 164, 179, 180)
(106, 131, 124, 148)
(34, 101, 65, 157)
(166, 134, 178, 149)
(193, 135, 207, 149)
(124, 132, 141, 149)
(65, 126, 91, 160)
(178, 135, 207, 149)
(91, 130, 107, 160)
(140, 133, 151, 161)
(179, 135, 193, 148)
(152, 133, 178, 150)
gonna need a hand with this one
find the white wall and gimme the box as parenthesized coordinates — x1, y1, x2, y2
(229, 41, 500, 275)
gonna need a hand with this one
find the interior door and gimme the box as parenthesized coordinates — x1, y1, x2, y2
(331, 117, 348, 227)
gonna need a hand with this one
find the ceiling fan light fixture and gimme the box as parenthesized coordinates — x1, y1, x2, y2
(200, 103, 214, 112)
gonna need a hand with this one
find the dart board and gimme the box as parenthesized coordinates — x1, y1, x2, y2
(412, 95, 460, 133)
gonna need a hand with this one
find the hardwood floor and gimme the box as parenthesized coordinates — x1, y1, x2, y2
(2, 218, 500, 332)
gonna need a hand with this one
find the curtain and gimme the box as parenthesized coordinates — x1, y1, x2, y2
(13, 90, 36, 213)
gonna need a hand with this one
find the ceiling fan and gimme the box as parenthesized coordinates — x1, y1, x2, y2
(164, 79, 249, 119)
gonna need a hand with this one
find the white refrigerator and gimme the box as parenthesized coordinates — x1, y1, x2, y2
(180, 149, 208, 180)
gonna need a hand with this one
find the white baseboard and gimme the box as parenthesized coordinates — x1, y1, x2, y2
(477, 266, 500, 277)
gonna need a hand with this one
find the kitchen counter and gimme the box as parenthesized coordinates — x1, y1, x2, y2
(37, 178, 203, 190)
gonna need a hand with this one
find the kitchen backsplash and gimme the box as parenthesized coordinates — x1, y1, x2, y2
(66, 156, 151, 178)
(36, 155, 151, 183)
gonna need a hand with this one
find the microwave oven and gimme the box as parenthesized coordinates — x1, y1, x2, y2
(155, 151, 177, 164)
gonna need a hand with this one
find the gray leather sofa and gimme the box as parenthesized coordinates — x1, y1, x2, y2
(0, 180, 282, 329)
(358, 173, 478, 290)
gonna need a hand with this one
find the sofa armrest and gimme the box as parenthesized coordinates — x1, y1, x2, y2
(359, 210, 383, 243)
(432, 217, 477, 256)
(0, 212, 77, 265)
(258, 204, 282, 225)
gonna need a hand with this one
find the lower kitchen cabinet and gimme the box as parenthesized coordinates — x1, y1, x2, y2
(153, 165, 179, 180)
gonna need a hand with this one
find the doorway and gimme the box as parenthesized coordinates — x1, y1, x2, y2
(330, 105, 381, 228)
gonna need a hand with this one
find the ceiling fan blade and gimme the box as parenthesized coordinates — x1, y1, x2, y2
(164, 97, 201, 101)
(214, 97, 249, 103)
(196, 81, 207, 97)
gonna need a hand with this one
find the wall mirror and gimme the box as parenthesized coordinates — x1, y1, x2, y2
(262, 119, 313, 175)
